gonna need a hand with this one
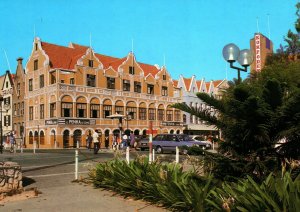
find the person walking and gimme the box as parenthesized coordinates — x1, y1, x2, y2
(93, 130, 100, 154)
(130, 131, 135, 148)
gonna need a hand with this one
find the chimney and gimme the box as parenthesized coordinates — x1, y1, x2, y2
(17, 57, 23, 65)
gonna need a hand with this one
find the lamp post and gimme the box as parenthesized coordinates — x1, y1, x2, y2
(0, 96, 3, 154)
(222, 43, 254, 83)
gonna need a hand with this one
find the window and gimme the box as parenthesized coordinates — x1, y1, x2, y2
(76, 103, 87, 118)
(123, 80, 130, 91)
(88, 60, 93, 68)
(90, 104, 100, 118)
(162, 86, 168, 96)
(167, 110, 173, 121)
(103, 105, 112, 118)
(6, 81, 8, 88)
(29, 106, 33, 120)
(50, 74, 56, 84)
(61, 80, 65, 83)
(126, 107, 136, 120)
(40, 104, 44, 119)
(183, 114, 186, 123)
(129, 66, 135, 75)
(13, 104, 17, 116)
(147, 84, 154, 95)
(148, 108, 155, 120)
(190, 115, 193, 123)
(34, 60, 38, 70)
(134, 81, 141, 93)
(20, 102, 24, 115)
(70, 78, 75, 85)
(50, 103, 56, 118)
(17, 83, 20, 96)
(86, 74, 96, 87)
(107, 77, 115, 89)
(40, 75, 44, 88)
(35, 43, 38, 51)
(4, 115, 10, 126)
(163, 74, 166, 80)
(4, 97, 10, 105)
(115, 106, 124, 115)
(17, 103, 20, 115)
(158, 109, 164, 121)
(139, 108, 146, 120)
(29, 79, 33, 91)
(175, 110, 180, 121)
(62, 102, 73, 117)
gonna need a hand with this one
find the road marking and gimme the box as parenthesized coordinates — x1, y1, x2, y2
(25, 171, 89, 178)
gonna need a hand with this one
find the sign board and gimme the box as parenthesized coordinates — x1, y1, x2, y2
(45, 119, 58, 125)
(255, 34, 261, 72)
(161, 121, 185, 126)
(45, 119, 96, 125)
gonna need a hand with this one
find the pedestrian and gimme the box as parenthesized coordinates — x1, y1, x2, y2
(105, 136, 109, 149)
(130, 131, 135, 148)
(93, 130, 100, 154)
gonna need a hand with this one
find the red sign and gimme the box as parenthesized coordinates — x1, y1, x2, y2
(255, 34, 261, 72)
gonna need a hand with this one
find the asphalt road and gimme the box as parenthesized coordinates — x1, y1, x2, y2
(0, 148, 169, 212)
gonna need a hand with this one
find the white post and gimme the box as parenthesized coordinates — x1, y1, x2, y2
(212, 141, 215, 150)
(149, 134, 152, 164)
(126, 146, 130, 164)
(33, 140, 36, 154)
(152, 148, 155, 161)
(175, 146, 179, 163)
(54, 140, 57, 149)
(20, 139, 23, 153)
(75, 140, 79, 180)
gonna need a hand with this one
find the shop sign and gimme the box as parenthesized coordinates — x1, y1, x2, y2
(255, 34, 261, 72)
(45, 119, 58, 125)
(161, 121, 185, 126)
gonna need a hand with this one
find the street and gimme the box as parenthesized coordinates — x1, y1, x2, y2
(0, 149, 168, 212)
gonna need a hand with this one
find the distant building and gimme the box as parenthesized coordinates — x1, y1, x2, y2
(250, 33, 273, 73)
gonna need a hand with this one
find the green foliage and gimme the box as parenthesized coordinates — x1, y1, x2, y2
(90, 157, 216, 211)
(210, 172, 300, 212)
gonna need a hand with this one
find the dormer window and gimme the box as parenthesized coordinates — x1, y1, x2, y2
(129, 66, 135, 75)
(107, 77, 115, 89)
(147, 84, 154, 95)
(163, 74, 166, 80)
(123, 80, 130, 91)
(35, 43, 38, 51)
(34, 60, 38, 70)
(88, 60, 93, 68)
(162, 86, 168, 96)
(87, 74, 96, 87)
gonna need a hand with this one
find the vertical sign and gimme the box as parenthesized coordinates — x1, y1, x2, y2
(255, 34, 261, 72)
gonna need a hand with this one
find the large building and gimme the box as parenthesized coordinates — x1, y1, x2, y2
(24, 37, 184, 148)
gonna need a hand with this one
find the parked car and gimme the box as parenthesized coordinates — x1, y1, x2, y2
(139, 134, 208, 154)
(189, 135, 212, 149)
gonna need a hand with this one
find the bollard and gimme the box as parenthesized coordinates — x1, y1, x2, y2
(126, 146, 130, 164)
(75, 141, 79, 180)
(152, 148, 155, 161)
(175, 146, 179, 163)
(33, 140, 36, 154)
(149, 134, 153, 164)
(212, 141, 214, 150)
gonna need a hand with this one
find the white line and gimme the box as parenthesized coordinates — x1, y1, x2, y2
(25, 171, 89, 178)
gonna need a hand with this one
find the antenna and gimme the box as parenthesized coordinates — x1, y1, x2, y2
(267, 13, 271, 40)
(90, 33, 92, 49)
(256, 17, 260, 33)
(4, 49, 11, 71)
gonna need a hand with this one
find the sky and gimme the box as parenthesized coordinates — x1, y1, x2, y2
(0, 0, 298, 81)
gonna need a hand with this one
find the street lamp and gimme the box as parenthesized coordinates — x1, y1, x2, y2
(222, 43, 254, 83)
(0, 96, 3, 154)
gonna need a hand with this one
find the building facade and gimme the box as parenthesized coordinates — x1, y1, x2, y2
(24, 38, 183, 148)
(250, 33, 273, 73)
(12, 57, 26, 142)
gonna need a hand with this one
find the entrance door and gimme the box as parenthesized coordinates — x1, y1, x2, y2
(63, 130, 70, 148)
(73, 130, 82, 147)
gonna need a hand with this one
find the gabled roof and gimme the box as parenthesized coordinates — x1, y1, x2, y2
(173, 80, 178, 87)
(41, 41, 161, 77)
(182, 77, 192, 91)
(213, 80, 223, 88)
(41, 42, 88, 70)
(205, 82, 211, 92)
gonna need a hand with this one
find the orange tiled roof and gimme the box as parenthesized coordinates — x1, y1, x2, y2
(206, 82, 211, 91)
(173, 80, 178, 87)
(182, 77, 192, 91)
(213, 80, 223, 88)
(196, 80, 202, 90)
(41, 41, 161, 76)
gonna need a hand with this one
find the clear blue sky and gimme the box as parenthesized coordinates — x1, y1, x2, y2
(0, 0, 298, 81)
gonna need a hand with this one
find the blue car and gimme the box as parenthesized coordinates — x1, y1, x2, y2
(139, 134, 203, 154)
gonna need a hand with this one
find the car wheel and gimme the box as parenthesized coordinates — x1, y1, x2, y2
(156, 146, 163, 154)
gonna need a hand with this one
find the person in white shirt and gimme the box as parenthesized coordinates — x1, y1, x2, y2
(93, 130, 99, 154)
